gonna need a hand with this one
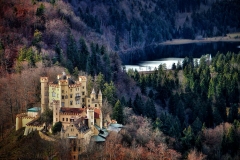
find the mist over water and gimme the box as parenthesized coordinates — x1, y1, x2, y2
(125, 58, 200, 70)
(121, 42, 240, 71)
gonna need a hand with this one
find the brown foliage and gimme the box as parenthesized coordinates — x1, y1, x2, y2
(0, 66, 64, 140)
(81, 114, 181, 160)
(188, 149, 206, 160)
(202, 123, 232, 159)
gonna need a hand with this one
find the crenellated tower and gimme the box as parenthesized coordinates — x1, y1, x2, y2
(87, 107, 95, 131)
(52, 100, 60, 124)
(40, 77, 49, 113)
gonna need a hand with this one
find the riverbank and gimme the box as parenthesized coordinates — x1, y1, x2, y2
(159, 32, 240, 45)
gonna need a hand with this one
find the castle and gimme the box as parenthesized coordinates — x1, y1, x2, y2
(16, 72, 116, 160)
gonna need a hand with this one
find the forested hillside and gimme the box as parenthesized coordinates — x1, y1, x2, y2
(0, 0, 240, 159)
(127, 52, 240, 159)
(0, 0, 239, 75)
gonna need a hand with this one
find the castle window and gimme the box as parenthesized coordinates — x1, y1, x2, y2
(82, 98, 85, 102)
(62, 90, 64, 93)
(76, 100, 80, 105)
(82, 86, 84, 89)
(66, 118, 68, 121)
(65, 95, 68, 99)
(82, 92, 85, 95)
(70, 94, 72, 98)
(62, 95, 64, 99)
(76, 134, 78, 136)
(95, 104, 97, 107)
(56, 113, 57, 115)
(91, 122, 93, 125)
(70, 101, 73, 105)
(62, 118, 64, 121)
(78, 147, 81, 151)
(61, 102, 64, 107)
(52, 92, 56, 97)
(88, 105, 90, 107)
(56, 118, 58, 121)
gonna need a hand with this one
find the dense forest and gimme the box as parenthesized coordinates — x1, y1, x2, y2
(0, 0, 240, 159)
(0, 0, 240, 73)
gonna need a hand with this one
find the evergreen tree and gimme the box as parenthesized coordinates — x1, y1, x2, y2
(133, 94, 144, 115)
(78, 38, 89, 71)
(86, 54, 94, 75)
(55, 42, 62, 63)
(95, 73, 105, 92)
(139, 74, 146, 94)
(176, 100, 185, 123)
(221, 126, 237, 155)
(102, 53, 112, 82)
(128, 98, 132, 108)
(145, 99, 157, 120)
(52, 122, 62, 134)
(112, 100, 123, 124)
(67, 34, 78, 71)
(181, 126, 194, 150)
(73, 67, 79, 78)
(100, 45, 106, 55)
(148, 90, 154, 99)
(213, 107, 223, 125)
(192, 117, 202, 134)
(171, 63, 176, 70)
(103, 81, 117, 105)
(228, 104, 239, 123)
(154, 118, 163, 129)
(120, 96, 126, 107)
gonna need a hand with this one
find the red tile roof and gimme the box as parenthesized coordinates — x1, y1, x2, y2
(61, 107, 84, 114)
(94, 108, 101, 119)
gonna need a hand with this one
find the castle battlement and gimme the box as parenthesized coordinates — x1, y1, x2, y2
(16, 113, 27, 118)
(40, 77, 48, 82)
(68, 84, 82, 88)
(79, 76, 87, 81)
(52, 100, 60, 105)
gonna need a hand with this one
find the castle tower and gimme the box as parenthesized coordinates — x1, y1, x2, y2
(40, 77, 49, 113)
(52, 100, 60, 125)
(98, 90, 102, 106)
(90, 88, 96, 100)
(87, 108, 94, 131)
(16, 115, 22, 130)
(79, 76, 87, 93)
